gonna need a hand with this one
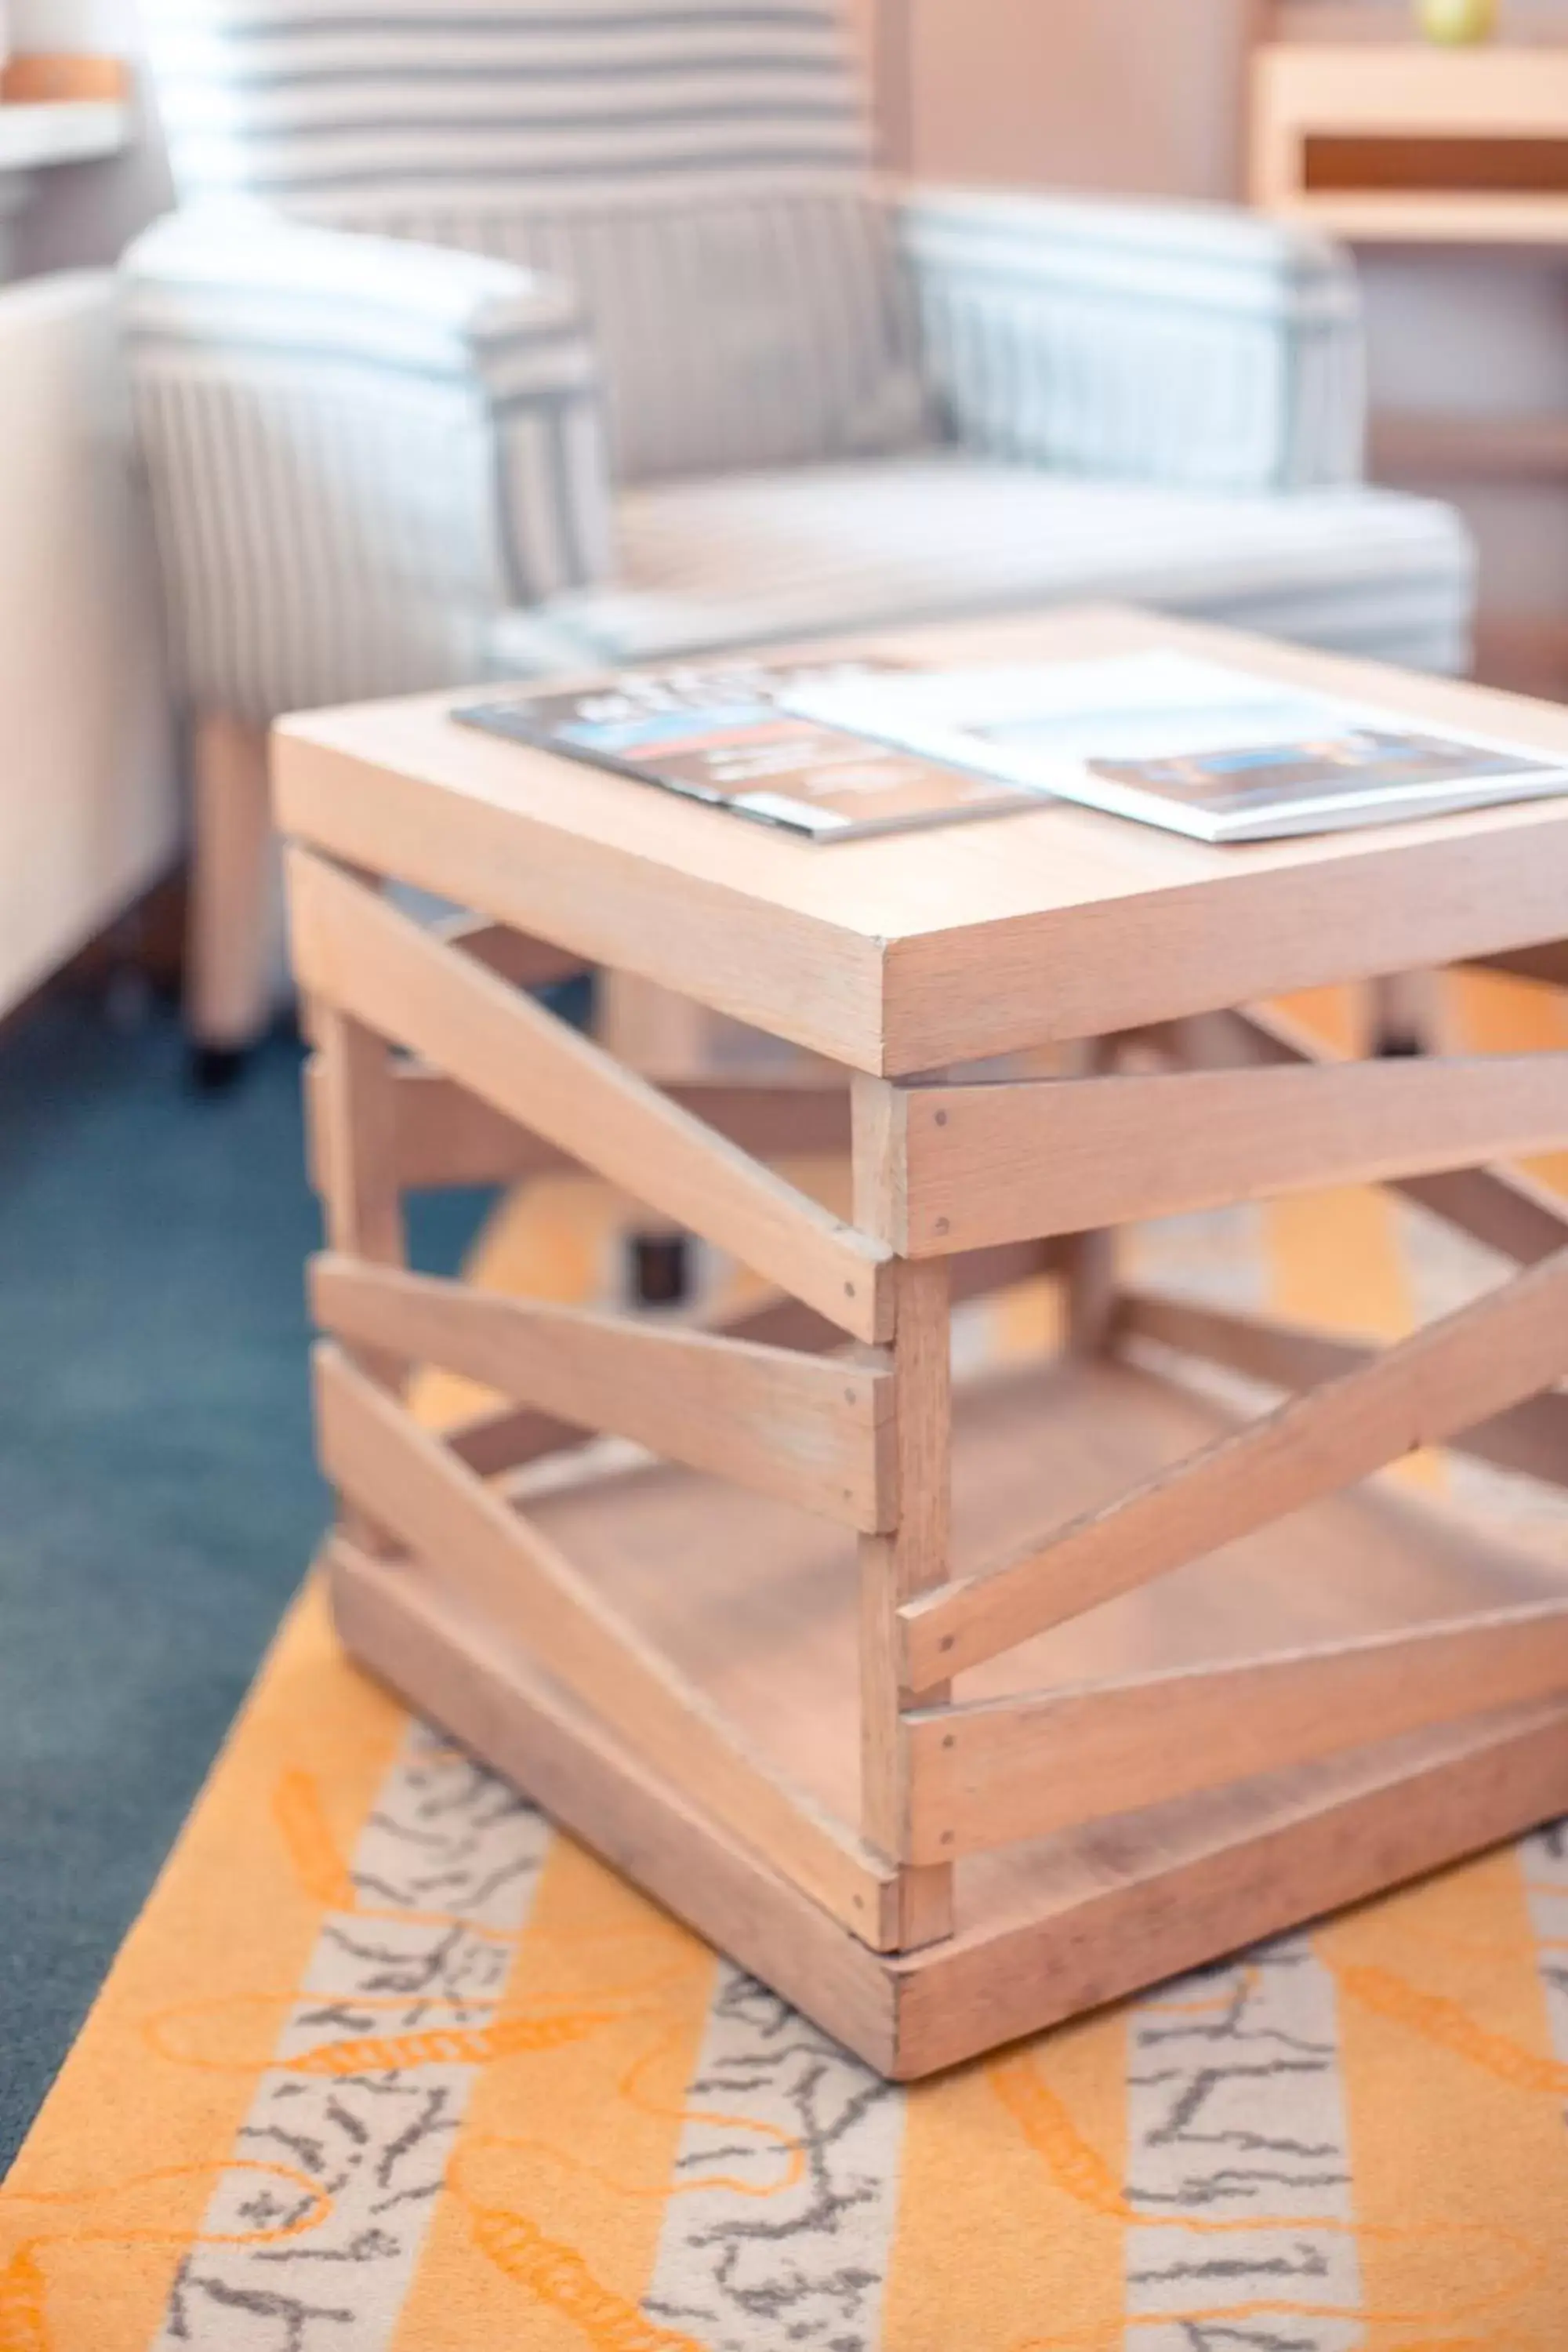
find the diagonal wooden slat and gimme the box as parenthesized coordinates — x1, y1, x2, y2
(438, 1240, 1059, 1486)
(900, 1243, 1568, 1685)
(311, 1254, 895, 1530)
(1470, 942, 1568, 989)
(305, 1062, 855, 1194)
(447, 1398, 583, 1480)
(314, 1343, 899, 1944)
(902, 1600, 1568, 1862)
(1119, 1288, 1568, 1490)
(895, 1051, 1568, 1254)
(433, 914, 588, 990)
(287, 848, 892, 1343)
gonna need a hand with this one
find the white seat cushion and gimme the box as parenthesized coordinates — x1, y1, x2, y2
(491, 454, 1475, 680)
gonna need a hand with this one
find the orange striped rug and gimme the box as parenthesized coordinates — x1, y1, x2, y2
(5, 978, 1568, 2352)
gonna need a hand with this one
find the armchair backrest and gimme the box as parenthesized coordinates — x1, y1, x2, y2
(137, 0, 927, 483)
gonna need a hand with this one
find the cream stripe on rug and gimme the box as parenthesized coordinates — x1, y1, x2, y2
(641, 1969, 905, 2352)
(148, 1726, 552, 2349)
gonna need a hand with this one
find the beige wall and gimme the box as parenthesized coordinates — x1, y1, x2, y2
(866, 0, 1568, 193)
(898, 0, 1255, 198)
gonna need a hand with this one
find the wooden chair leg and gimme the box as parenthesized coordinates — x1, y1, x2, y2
(599, 975, 720, 1306)
(187, 711, 277, 1085)
(1371, 969, 1441, 1058)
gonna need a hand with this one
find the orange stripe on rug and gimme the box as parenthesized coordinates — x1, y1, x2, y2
(882, 2013, 1130, 2352)
(1319, 1849, 1568, 2349)
(392, 1839, 717, 2352)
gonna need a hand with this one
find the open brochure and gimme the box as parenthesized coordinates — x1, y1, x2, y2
(454, 660, 1036, 841)
(782, 649, 1568, 844)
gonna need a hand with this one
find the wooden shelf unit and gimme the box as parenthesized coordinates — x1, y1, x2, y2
(277, 604, 1568, 2081)
(1251, 44, 1568, 240)
(1251, 38, 1568, 695)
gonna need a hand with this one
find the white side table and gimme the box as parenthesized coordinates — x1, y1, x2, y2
(0, 99, 127, 274)
(0, 269, 176, 1016)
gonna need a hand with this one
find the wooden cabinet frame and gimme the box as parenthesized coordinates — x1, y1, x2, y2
(275, 607, 1568, 2079)
(289, 845, 1568, 2078)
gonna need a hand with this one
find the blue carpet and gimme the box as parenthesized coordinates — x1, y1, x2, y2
(0, 995, 490, 2169)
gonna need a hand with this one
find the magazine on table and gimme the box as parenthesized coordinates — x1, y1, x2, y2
(780, 648, 1568, 844)
(454, 659, 1037, 841)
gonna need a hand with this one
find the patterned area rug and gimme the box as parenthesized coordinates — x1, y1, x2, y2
(6, 980, 1568, 2352)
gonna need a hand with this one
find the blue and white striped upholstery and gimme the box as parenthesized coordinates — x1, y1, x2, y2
(125, 204, 618, 717)
(899, 187, 1365, 495)
(136, 0, 927, 484)
(490, 457, 1475, 682)
(125, 4, 1474, 727)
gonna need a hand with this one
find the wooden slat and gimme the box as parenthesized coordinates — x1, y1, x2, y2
(858, 1263, 952, 1811)
(904, 1601, 1568, 1862)
(435, 915, 588, 991)
(897, 1052, 1568, 1254)
(1469, 942, 1568, 989)
(852, 1075, 953, 1947)
(350, 1068, 564, 1194)
(314, 1344, 898, 1944)
(1140, 1001, 1568, 1269)
(1393, 1166, 1568, 1269)
(330, 1537, 899, 2071)
(1236, 1004, 1568, 1265)
(312, 1006, 407, 1549)
(444, 1290, 861, 1483)
(1121, 1287, 1568, 1490)
(446, 1399, 585, 1479)
(1121, 1289, 1369, 1390)
(309, 1063, 855, 1193)
(440, 1243, 1058, 1486)
(1061, 1036, 1119, 1353)
(902, 1244, 1568, 1685)
(287, 848, 892, 1341)
(312, 1011, 404, 1269)
(311, 1254, 894, 1530)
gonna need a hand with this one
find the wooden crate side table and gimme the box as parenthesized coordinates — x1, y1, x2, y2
(277, 605, 1568, 2080)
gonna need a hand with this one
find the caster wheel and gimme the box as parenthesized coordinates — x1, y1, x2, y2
(188, 1044, 252, 1094)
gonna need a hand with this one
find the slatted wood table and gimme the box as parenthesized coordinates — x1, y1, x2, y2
(276, 604, 1568, 2080)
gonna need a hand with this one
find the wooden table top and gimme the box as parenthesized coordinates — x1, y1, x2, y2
(274, 604, 1568, 1076)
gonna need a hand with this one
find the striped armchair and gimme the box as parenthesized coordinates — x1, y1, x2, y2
(125, 0, 1473, 1074)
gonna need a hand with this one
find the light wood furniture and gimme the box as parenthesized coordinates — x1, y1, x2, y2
(277, 604, 1568, 2080)
(1252, 41, 1568, 510)
(185, 714, 278, 1075)
(1251, 42, 1568, 245)
(0, 56, 132, 105)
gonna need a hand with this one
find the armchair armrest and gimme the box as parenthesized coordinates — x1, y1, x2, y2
(122, 205, 617, 722)
(896, 185, 1366, 495)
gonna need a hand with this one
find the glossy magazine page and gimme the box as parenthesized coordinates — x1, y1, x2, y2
(455, 660, 1036, 840)
(783, 649, 1568, 842)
